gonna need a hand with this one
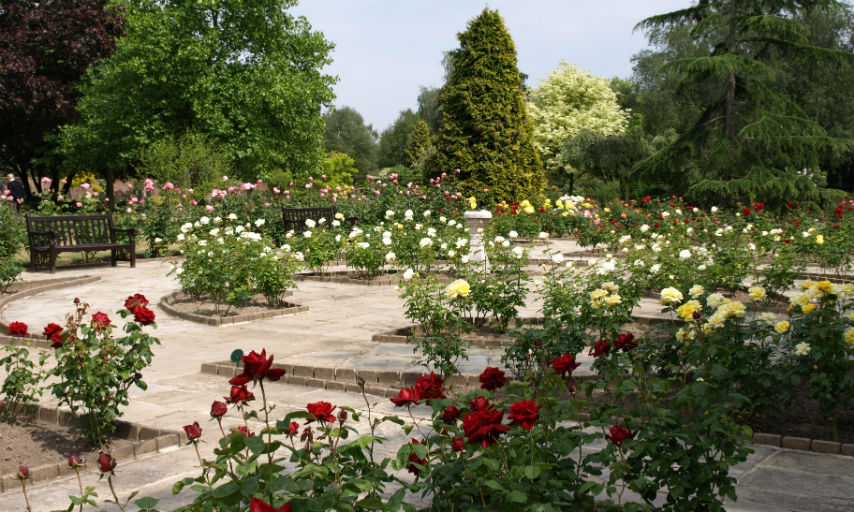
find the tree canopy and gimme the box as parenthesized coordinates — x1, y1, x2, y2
(428, 8, 544, 201)
(323, 106, 377, 177)
(59, 0, 335, 183)
(527, 61, 629, 183)
(634, 0, 854, 208)
(0, 0, 124, 186)
(376, 109, 419, 169)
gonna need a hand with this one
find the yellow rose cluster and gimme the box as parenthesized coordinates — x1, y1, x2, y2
(704, 300, 746, 332)
(589, 283, 622, 308)
(445, 279, 471, 299)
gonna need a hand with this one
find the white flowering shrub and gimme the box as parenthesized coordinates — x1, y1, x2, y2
(172, 216, 299, 313)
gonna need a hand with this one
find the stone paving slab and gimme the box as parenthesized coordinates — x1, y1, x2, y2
(0, 260, 851, 511)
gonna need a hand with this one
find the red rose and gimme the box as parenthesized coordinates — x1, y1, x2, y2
(68, 455, 82, 469)
(441, 406, 462, 422)
(406, 438, 428, 475)
(249, 497, 292, 512)
(390, 386, 420, 407)
(133, 306, 156, 325)
(508, 400, 541, 430)
(306, 401, 336, 423)
(605, 425, 634, 446)
(451, 436, 465, 452)
(468, 396, 490, 412)
(210, 400, 228, 418)
(414, 372, 446, 400)
(463, 407, 510, 449)
(478, 366, 507, 390)
(43, 323, 63, 347)
(183, 421, 202, 441)
(589, 340, 611, 357)
(613, 333, 638, 352)
(743, 207, 751, 216)
(229, 349, 286, 385)
(7, 321, 28, 337)
(236, 426, 256, 437)
(90, 312, 111, 331)
(97, 452, 116, 473)
(225, 385, 255, 404)
(17, 465, 29, 480)
(551, 354, 580, 377)
(124, 293, 149, 311)
(287, 421, 299, 436)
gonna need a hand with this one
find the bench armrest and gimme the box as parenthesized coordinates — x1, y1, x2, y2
(29, 229, 58, 242)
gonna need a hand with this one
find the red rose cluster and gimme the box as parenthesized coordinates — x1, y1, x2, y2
(390, 372, 446, 407)
(124, 293, 156, 326)
(6, 321, 28, 337)
(590, 333, 638, 358)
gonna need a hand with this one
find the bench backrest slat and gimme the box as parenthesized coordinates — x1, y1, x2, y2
(282, 206, 337, 234)
(26, 214, 116, 247)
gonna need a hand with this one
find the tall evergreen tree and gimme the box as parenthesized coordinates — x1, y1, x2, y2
(636, 0, 853, 208)
(427, 8, 544, 201)
(405, 119, 431, 167)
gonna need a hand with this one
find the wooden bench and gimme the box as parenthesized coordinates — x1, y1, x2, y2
(26, 213, 137, 273)
(283, 206, 358, 234)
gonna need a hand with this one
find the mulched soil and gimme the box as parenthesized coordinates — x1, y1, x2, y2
(0, 419, 132, 476)
(166, 294, 286, 318)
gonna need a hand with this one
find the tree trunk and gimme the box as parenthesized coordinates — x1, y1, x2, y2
(568, 173, 575, 195)
(104, 168, 115, 211)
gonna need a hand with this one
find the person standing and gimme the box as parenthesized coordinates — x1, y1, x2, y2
(5, 173, 25, 213)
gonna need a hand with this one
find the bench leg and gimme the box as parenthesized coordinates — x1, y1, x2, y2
(30, 251, 38, 273)
(49, 247, 57, 274)
(129, 244, 136, 268)
(111, 249, 117, 267)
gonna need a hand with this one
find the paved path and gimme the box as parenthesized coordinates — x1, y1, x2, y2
(0, 250, 851, 511)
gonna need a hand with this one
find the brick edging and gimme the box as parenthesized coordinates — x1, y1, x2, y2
(158, 291, 307, 326)
(0, 405, 184, 493)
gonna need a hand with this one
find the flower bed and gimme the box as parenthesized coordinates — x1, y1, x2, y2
(159, 291, 306, 326)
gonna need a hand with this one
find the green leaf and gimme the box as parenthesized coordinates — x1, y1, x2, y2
(211, 482, 240, 499)
(133, 497, 159, 509)
(508, 490, 528, 503)
(522, 465, 541, 479)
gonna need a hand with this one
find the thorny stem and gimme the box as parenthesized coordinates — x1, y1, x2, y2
(20, 480, 32, 512)
(193, 441, 213, 489)
(259, 380, 273, 465)
(108, 475, 126, 512)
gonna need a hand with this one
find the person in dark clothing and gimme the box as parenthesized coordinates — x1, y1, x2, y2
(5, 173, 25, 213)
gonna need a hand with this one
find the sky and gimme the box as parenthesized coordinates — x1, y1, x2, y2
(291, 0, 689, 132)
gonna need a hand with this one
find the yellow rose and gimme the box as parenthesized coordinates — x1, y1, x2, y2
(660, 287, 684, 305)
(844, 327, 854, 347)
(801, 303, 817, 315)
(774, 321, 790, 334)
(524, 205, 535, 214)
(748, 286, 766, 301)
(604, 294, 622, 306)
(815, 234, 824, 244)
(589, 289, 608, 300)
(468, 197, 477, 209)
(677, 300, 702, 322)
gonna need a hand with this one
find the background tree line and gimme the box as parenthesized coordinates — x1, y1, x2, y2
(2, 1, 852, 207)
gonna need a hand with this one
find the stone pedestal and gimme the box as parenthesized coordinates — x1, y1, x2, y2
(464, 210, 492, 268)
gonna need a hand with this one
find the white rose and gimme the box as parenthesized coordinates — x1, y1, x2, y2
(255, 218, 265, 227)
(403, 269, 415, 280)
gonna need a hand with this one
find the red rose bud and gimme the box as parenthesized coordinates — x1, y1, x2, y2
(478, 366, 507, 390)
(73, 297, 81, 304)
(306, 401, 336, 423)
(337, 409, 348, 422)
(236, 426, 256, 437)
(90, 312, 111, 331)
(249, 497, 292, 512)
(406, 439, 429, 475)
(441, 406, 462, 422)
(451, 436, 465, 452)
(124, 293, 149, 311)
(590, 340, 611, 357)
(413, 372, 445, 400)
(17, 465, 29, 480)
(468, 396, 490, 412)
(7, 321, 28, 337)
(183, 421, 202, 441)
(210, 400, 228, 418)
(68, 455, 82, 469)
(287, 421, 299, 436)
(225, 385, 255, 404)
(692, 311, 701, 320)
(613, 333, 638, 352)
(605, 425, 635, 446)
(508, 400, 541, 430)
(390, 386, 420, 407)
(551, 354, 581, 376)
(97, 452, 116, 473)
(133, 307, 156, 325)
